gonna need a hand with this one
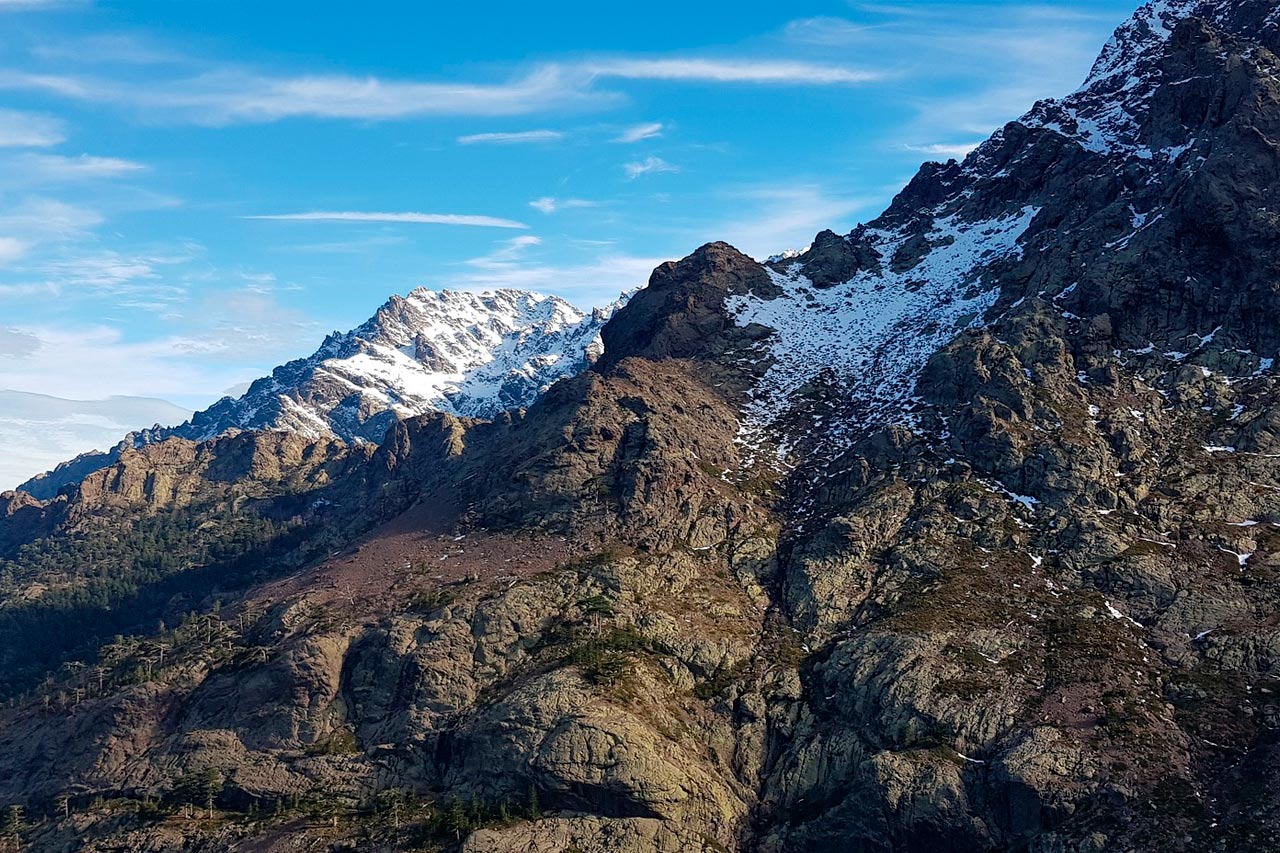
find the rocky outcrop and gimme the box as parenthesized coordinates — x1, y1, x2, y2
(597, 242, 779, 372)
(2, 2, 1280, 852)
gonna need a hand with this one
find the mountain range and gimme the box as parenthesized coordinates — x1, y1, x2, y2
(15, 287, 621, 499)
(2, 1, 1280, 850)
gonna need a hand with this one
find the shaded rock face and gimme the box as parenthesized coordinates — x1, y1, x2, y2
(598, 242, 779, 372)
(4, 2, 1280, 852)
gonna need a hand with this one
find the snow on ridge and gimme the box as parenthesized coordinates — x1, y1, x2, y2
(1083, 0, 1199, 90)
(169, 286, 625, 446)
(304, 287, 613, 425)
(728, 205, 1040, 461)
(1014, 0, 1220, 160)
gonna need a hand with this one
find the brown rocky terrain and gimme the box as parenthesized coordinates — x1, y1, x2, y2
(2, 1, 1280, 851)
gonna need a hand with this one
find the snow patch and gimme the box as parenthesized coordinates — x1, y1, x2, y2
(728, 206, 1039, 458)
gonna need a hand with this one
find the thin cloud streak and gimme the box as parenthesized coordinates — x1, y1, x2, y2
(246, 211, 530, 229)
(529, 197, 596, 214)
(0, 65, 611, 123)
(0, 55, 884, 125)
(589, 58, 881, 84)
(5, 153, 148, 183)
(457, 129, 565, 144)
(615, 122, 664, 143)
(905, 141, 983, 160)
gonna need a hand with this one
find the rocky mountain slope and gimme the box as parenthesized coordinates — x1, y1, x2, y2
(2, 0, 1280, 851)
(17, 288, 619, 499)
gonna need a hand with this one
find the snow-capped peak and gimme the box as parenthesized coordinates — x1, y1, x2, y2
(175, 287, 623, 446)
(1017, 0, 1250, 158)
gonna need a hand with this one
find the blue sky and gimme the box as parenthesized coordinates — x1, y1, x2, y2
(0, 0, 1137, 414)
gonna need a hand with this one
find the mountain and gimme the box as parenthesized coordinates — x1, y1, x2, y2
(3, 1, 1280, 851)
(16, 287, 620, 499)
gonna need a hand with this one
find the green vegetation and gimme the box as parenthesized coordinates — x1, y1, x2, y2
(564, 627, 671, 686)
(305, 728, 360, 756)
(0, 497, 324, 695)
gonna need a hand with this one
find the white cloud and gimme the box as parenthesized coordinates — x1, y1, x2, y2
(29, 33, 186, 65)
(0, 0, 75, 8)
(246, 210, 529, 229)
(2, 152, 147, 184)
(0, 51, 884, 126)
(0, 237, 26, 263)
(713, 184, 874, 260)
(529, 197, 596, 215)
(624, 156, 678, 180)
(0, 326, 39, 356)
(0, 390, 193, 491)
(0, 324, 247, 405)
(0, 197, 104, 246)
(0, 108, 63, 147)
(41, 251, 159, 288)
(457, 129, 564, 144)
(783, 17, 881, 46)
(781, 6, 1120, 145)
(588, 58, 881, 85)
(905, 141, 983, 161)
(615, 122, 664, 143)
(0, 278, 324, 411)
(446, 248, 663, 305)
(472, 234, 542, 264)
(0, 65, 612, 124)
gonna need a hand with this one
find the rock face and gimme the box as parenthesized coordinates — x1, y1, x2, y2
(3, 1, 1280, 851)
(17, 288, 623, 500)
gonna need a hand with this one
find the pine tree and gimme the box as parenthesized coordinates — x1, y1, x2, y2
(444, 797, 468, 840)
(527, 784, 541, 820)
(2, 804, 23, 835)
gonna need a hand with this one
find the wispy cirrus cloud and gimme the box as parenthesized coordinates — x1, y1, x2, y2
(0, 197, 104, 245)
(457, 129, 565, 145)
(615, 121, 663, 143)
(783, 17, 883, 45)
(449, 237, 661, 303)
(587, 58, 881, 85)
(0, 108, 64, 147)
(39, 249, 182, 289)
(624, 156, 678, 180)
(469, 234, 543, 265)
(245, 210, 529, 229)
(29, 33, 188, 65)
(1, 152, 147, 185)
(529, 197, 596, 215)
(0, 0, 77, 8)
(712, 184, 875, 260)
(0, 312, 310, 412)
(0, 65, 611, 123)
(781, 5, 1121, 150)
(904, 141, 983, 161)
(0, 51, 883, 126)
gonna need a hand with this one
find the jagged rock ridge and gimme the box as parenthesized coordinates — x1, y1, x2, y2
(3, 1, 1280, 852)
(727, 0, 1280, 479)
(17, 287, 622, 499)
